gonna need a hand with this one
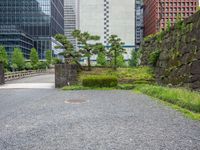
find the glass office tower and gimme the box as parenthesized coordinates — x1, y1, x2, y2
(0, 0, 64, 59)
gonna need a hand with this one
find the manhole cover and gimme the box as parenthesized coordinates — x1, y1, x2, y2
(64, 99, 87, 104)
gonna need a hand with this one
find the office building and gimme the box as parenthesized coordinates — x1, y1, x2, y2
(143, 0, 199, 36)
(0, 0, 64, 59)
(64, 0, 79, 48)
(135, 0, 144, 50)
(79, 0, 136, 62)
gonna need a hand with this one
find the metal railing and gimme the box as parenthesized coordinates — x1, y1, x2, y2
(5, 69, 54, 81)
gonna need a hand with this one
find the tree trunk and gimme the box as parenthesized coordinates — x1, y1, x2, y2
(75, 60, 83, 70)
(87, 56, 91, 71)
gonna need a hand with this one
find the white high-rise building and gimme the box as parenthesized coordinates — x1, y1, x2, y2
(64, 0, 80, 48)
(79, 0, 136, 61)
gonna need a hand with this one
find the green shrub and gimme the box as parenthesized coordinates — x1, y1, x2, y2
(148, 50, 161, 66)
(25, 62, 33, 70)
(53, 57, 62, 64)
(82, 76, 118, 87)
(37, 61, 48, 69)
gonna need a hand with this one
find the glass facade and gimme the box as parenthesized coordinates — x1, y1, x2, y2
(0, 0, 64, 59)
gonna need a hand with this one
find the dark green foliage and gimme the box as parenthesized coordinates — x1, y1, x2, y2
(0, 45, 8, 68)
(129, 51, 138, 67)
(129, 50, 141, 67)
(45, 50, 52, 65)
(174, 14, 186, 32)
(148, 50, 161, 66)
(53, 57, 62, 64)
(108, 35, 126, 70)
(37, 61, 48, 69)
(82, 76, 118, 87)
(72, 30, 101, 71)
(11, 48, 25, 70)
(97, 52, 107, 66)
(54, 34, 81, 67)
(30, 48, 39, 66)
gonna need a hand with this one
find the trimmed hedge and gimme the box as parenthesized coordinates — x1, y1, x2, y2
(82, 76, 118, 87)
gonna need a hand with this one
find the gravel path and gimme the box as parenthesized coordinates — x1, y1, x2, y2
(5, 74, 55, 84)
(0, 88, 200, 150)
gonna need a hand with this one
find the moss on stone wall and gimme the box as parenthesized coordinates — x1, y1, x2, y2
(141, 11, 200, 90)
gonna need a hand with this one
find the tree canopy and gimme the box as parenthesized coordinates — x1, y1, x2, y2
(30, 48, 39, 65)
(12, 48, 25, 70)
(108, 35, 126, 70)
(72, 30, 101, 70)
(0, 45, 8, 68)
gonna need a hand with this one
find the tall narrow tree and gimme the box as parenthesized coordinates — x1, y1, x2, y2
(12, 48, 25, 70)
(108, 35, 126, 70)
(96, 44, 107, 66)
(0, 45, 8, 68)
(30, 48, 39, 66)
(45, 50, 52, 66)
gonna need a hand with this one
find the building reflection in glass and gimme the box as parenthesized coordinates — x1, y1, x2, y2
(0, 0, 64, 59)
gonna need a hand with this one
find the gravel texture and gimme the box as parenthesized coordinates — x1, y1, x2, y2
(6, 74, 55, 84)
(0, 87, 200, 150)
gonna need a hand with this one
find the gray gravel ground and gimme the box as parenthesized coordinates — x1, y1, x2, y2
(0, 88, 200, 150)
(5, 74, 55, 84)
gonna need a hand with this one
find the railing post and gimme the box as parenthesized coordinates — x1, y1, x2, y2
(0, 63, 5, 85)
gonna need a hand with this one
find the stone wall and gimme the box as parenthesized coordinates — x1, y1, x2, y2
(0, 63, 4, 85)
(55, 64, 78, 88)
(141, 11, 200, 90)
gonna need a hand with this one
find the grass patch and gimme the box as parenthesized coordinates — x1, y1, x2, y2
(79, 66, 155, 83)
(82, 75, 118, 87)
(62, 84, 135, 91)
(62, 85, 116, 91)
(134, 84, 200, 119)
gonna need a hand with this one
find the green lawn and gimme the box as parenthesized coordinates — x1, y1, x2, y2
(79, 66, 155, 83)
(134, 84, 200, 120)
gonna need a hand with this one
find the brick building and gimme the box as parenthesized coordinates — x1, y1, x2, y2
(143, 0, 199, 36)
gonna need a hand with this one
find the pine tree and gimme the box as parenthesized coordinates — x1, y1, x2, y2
(108, 35, 126, 70)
